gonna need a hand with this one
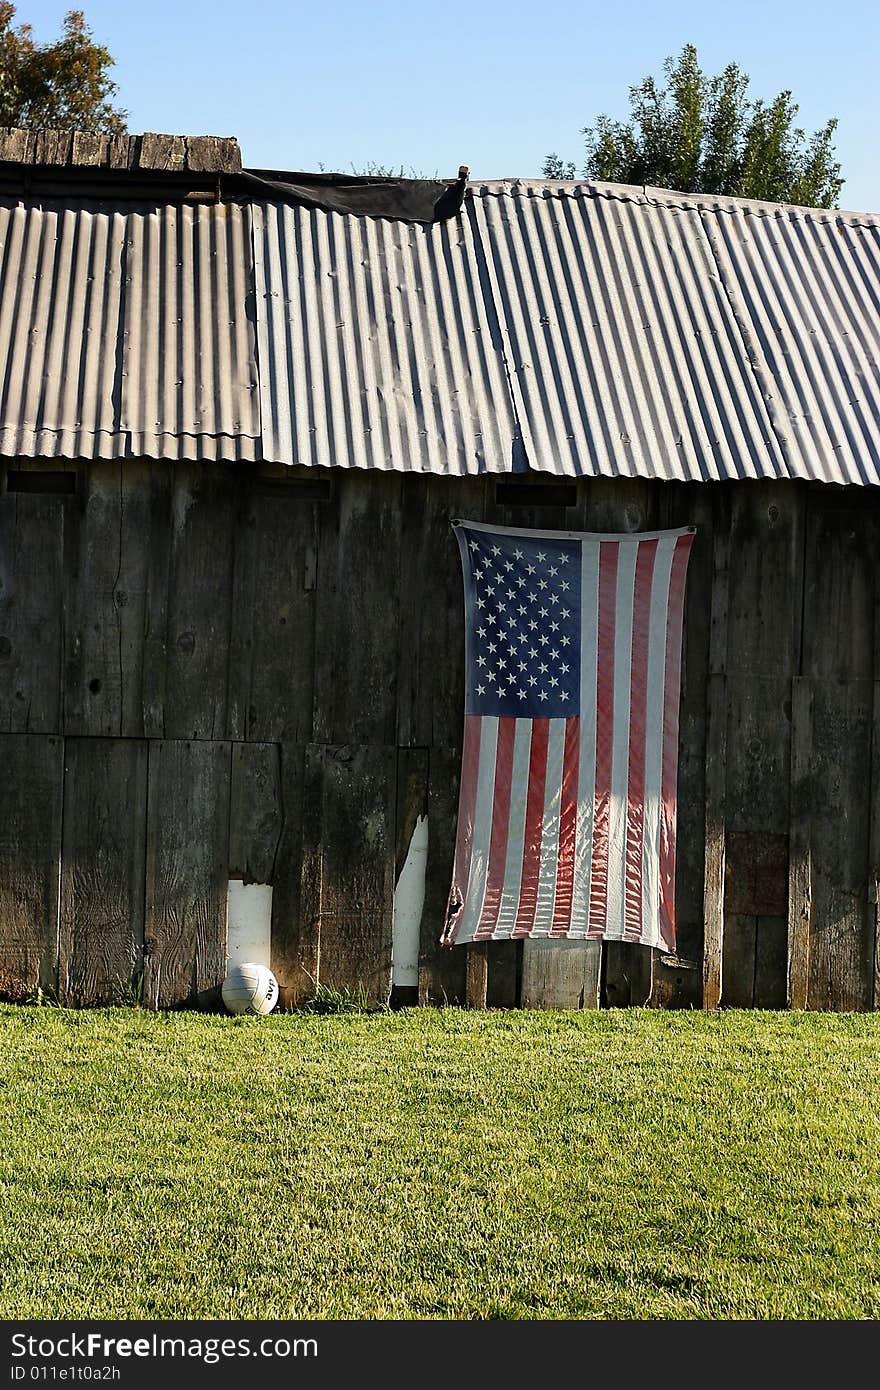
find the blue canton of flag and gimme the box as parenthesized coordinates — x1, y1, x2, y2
(461, 529, 581, 719)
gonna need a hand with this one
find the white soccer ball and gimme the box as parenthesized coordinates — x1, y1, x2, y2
(221, 962, 279, 1016)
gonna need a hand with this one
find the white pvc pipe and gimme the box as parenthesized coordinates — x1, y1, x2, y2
(226, 880, 273, 969)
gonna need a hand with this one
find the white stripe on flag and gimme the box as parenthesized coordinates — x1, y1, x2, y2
(606, 541, 638, 941)
(456, 715, 498, 944)
(493, 718, 532, 939)
(641, 536, 676, 947)
(532, 719, 567, 936)
(570, 542, 600, 935)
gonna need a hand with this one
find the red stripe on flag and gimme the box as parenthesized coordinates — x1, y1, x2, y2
(658, 535, 693, 951)
(512, 719, 549, 938)
(624, 539, 658, 941)
(442, 714, 482, 946)
(474, 716, 516, 941)
(588, 542, 618, 937)
(550, 716, 580, 935)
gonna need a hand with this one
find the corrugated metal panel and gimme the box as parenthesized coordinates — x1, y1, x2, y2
(702, 199, 880, 485)
(469, 182, 788, 481)
(0, 201, 125, 438)
(252, 201, 518, 471)
(0, 198, 259, 460)
(121, 202, 259, 441)
(470, 180, 880, 485)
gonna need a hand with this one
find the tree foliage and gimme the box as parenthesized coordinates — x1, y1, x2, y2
(544, 44, 843, 208)
(0, 3, 126, 133)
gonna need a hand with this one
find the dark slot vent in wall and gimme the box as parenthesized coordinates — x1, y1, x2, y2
(5, 470, 77, 495)
(496, 481, 577, 508)
(251, 477, 332, 502)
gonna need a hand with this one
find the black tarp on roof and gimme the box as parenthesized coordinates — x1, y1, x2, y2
(236, 166, 469, 222)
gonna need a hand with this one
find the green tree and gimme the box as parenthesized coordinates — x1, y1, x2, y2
(0, 3, 126, 133)
(544, 44, 843, 208)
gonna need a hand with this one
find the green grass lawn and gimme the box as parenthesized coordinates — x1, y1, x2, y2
(1, 1003, 879, 1320)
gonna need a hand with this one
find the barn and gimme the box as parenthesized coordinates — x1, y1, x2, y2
(1, 128, 878, 1013)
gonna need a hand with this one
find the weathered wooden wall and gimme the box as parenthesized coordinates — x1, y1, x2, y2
(0, 459, 877, 1011)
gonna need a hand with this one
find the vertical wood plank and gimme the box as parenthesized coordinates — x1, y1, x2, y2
(702, 488, 730, 1010)
(755, 914, 788, 1007)
(419, 745, 467, 1007)
(703, 670, 727, 1011)
(802, 490, 874, 1010)
(227, 484, 318, 744)
(161, 464, 236, 740)
(486, 940, 520, 1008)
(722, 682, 792, 1007)
(0, 491, 65, 733)
(601, 943, 652, 1008)
(466, 942, 488, 1008)
(803, 490, 874, 685)
(228, 742, 282, 884)
(726, 482, 804, 673)
(521, 939, 601, 1009)
(118, 463, 152, 737)
(807, 681, 873, 1010)
(397, 475, 485, 749)
(58, 737, 147, 1006)
(787, 676, 813, 1009)
(722, 482, 804, 1007)
(247, 493, 316, 742)
(225, 472, 257, 744)
(0, 735, 63, 998)
(313, 473, 401, 746)
(311, 743, 396, 1004)
(141, 461, 173, 739)
(269, 742, 311, 1006)
(296, 743, 324, 1002)
(144, 739, 232, 1009)
(707, 492, 731, 677)
(631, 946, 654, 1007)
(62, 462, 151, 737)
(721, 910, 757, 1008)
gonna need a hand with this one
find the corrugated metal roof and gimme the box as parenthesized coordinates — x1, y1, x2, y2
(1, 179, 879, 483)
(0, 198, 260, 461)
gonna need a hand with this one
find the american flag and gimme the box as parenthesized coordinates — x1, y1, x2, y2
(442, 520, 694, 951)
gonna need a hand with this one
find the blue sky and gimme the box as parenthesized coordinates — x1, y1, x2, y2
(14, 0, 880, 210)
